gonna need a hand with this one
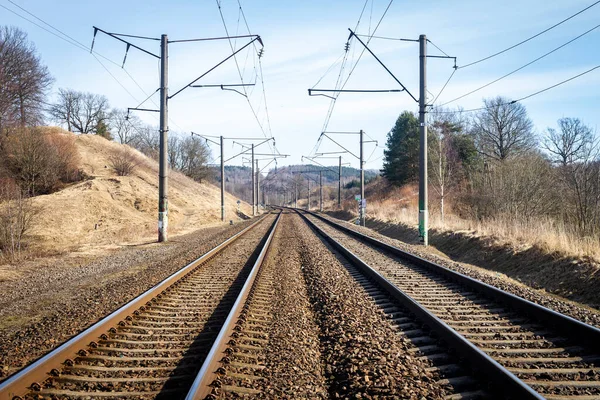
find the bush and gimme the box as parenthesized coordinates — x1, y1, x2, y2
(0, 179, 39, 261)
(2, 127, 82, 195)
(109, 147, 140, 176)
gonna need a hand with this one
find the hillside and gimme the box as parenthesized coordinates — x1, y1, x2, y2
(28, 130, 252, 253)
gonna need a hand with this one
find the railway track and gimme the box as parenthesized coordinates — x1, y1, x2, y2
(0, 212, 281, 400)
(299, 210, 600, 400)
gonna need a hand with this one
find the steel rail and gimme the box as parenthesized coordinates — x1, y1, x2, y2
(0, 214, 272, 400)
(184, 212, 281, 399)
(305, 210, 600, 352)
(296, 209, 543, 399)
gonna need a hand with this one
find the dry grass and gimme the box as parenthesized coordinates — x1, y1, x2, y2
(357, 184, 600, 262)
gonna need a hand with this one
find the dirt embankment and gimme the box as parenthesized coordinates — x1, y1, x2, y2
(3, 130, 252, 260)
(326, 212, 600, 310)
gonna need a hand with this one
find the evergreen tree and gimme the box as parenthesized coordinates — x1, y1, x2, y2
(382, 111, 419, 185)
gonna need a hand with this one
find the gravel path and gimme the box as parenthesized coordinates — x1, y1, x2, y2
(291, 213, 447, 399)
(0, 219, 255, 381)
(319, 213, 600, 328)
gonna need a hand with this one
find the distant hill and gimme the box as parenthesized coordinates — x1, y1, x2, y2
(210, 164, 379, 203)
(212, 164, 379, 202)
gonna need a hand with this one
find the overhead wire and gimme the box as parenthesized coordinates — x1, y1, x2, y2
(218, 0, 277, 154)
(439, 22, 600, 107)
(314, 0, 371, 143)
(457, 0, 600, 69)
(434, 63, 600, 114)
(311, 0, 395, 163)
(430, 69, 456, 106)
(0, 0, 183, 129)
(311, 0, 393, 159)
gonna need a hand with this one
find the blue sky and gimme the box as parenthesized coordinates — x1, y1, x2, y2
(2, 0, 599, 171)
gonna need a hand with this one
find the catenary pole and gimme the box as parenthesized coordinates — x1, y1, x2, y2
(338, 156, 342, 207)
(360, 129, 365, 226)
(319, 171, 323, 212)
(256, 160, 260, 213)
(220, 136, 225, 222)
(251, 144, 255, 216)
(419, 34, 429, 245)
(158, 34, 169, 242)
(307, 178, 311, 211)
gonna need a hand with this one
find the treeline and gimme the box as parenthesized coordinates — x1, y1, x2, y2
(383, 96, 600, 238)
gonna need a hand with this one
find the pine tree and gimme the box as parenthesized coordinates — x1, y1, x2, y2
(382, 111, 419, 185)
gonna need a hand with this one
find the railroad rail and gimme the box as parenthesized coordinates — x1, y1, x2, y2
(299, 209, 600, 400)
(0, 211, 281, 400)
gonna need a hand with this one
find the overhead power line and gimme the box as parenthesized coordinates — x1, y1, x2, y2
(458, 0, 600, 69)
(440, 22, 600, 106)
(310, 0, 395, 157)
(435, 63, 600, 113)
(216, 0, 277, 154)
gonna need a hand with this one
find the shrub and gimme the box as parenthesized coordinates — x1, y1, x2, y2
(0, 180, 39, 261)
(109, 147, 140, 176)
(3, 127, 82, 195)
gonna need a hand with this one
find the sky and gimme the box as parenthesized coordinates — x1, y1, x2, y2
(1, 0, 599, 172)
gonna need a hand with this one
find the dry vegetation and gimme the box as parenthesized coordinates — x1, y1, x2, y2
(343, 179, 600, 263)
(0, 130, 252, 265)
(108, 147, 140, 176)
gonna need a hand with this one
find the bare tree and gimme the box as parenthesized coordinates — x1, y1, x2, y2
(109, 109, 141, 144)
(179, 136, 211, 182)
(3, 127, 80, 195)
(48, 88, 79, 132)
(544, 118, 600, 235)
(428, 115, 462, 224)
(49, 89, 109, 134)
(0, 180, 39, 261)
(472, 96, 536, 161)
(168, 134, 181, 170)
(130, 124, 159, 160)
(544, 117, 595, 166)
(0, 26, 52, 132)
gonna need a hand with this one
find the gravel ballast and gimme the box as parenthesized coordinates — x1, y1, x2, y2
(259, 212, 329, 398)
(318, 213, 600, 328)
(291, 213, 447, 399)
(0, 219, 255, 380)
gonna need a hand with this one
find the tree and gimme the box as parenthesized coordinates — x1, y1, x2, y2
(0, 26, 53, 132)
(3, 128, 80, 195)
(179, 136, 211, 182)
(48, 88, 78, 132)
(428, 111, 465, 224)
(544, 118, 600, 235)
(471, 96, 536, 161)
(109, 109, 141, 144)
(382, 111, 419, 185)
(49, 89, 109, 134)
(95, 120, 112, 140)
(168, 134, 181, 170)
(544, 117, 595, 166)
(130, 125, 159, 159)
